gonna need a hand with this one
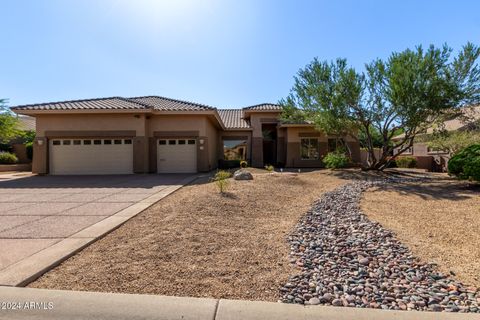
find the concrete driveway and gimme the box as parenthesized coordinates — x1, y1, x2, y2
(0, 173, 196, 286)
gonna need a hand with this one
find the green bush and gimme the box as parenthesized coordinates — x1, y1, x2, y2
(213, 170, 232, 193)
(25, 142, 33, 160)
(323, 151, 349, 169)
(448, 144, 480, 182)
(395, 156, 417, 168)
(0, 143, 12, 153)
(0, 152, 18, 164)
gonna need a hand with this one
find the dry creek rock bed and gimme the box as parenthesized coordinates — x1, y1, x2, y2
(279, 179, 480, 313)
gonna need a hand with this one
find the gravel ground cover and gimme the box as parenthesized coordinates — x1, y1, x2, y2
(29, 171, 345, 301)
(362, 176, 480, 287)
(280, 179, 480, 313)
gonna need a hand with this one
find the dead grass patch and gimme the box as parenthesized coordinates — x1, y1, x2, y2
(29, 170, 345, 301)
(361, 175, 480, 287)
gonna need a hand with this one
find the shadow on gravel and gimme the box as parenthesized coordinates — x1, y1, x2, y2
(325, 168, 478, 201)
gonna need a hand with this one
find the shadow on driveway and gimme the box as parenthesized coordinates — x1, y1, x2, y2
(0, 174, 204, 189)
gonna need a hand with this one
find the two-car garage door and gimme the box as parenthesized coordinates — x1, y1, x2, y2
(49, 138, 133, 175)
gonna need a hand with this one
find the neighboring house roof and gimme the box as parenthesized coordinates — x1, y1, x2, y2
(17, 115, 36, 131)
(10, 97, 148, 111)
(427, 105, 480, 133)
(218, 109, 251, 129)
(393, 105, 480, 140)
(243, 103, 282, 111)
(127, 96, 216, 111)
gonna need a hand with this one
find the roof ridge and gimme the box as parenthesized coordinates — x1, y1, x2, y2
(117, 97, 153, 109)
(11, 96, 128, 109)
(243, 103, 281, 110)
(128, 95, 217, 110)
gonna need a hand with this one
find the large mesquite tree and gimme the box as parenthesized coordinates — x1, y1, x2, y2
(280, 43, 480, 170)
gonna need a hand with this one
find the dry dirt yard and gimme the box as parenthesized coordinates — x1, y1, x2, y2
(361, 173, 480, 287)
(29, 170, 346, 301)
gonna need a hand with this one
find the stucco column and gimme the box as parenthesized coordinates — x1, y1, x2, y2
(133, 137, 149, 173)
(148, 137, 157, 173)
(197, 136, 209, 172)
(32, 137, 48, 174)
(251, 137, 263, 167)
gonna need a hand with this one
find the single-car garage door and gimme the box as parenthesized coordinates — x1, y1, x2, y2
(49, 138, 134, 175)
(157, 139, 197, 173)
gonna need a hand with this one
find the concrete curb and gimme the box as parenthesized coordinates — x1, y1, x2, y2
(0, 286, 478, 320)
(0, 175, 200, 287)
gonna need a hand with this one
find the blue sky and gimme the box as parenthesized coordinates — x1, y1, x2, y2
(1, 0, 479, 108)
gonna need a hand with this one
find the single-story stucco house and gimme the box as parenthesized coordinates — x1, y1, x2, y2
(11, 96, 360, 175)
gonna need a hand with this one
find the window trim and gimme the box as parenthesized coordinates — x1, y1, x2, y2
(300, 138, 320, 160)
(427, 147, 449, 155)
(223, 138, 247, 161)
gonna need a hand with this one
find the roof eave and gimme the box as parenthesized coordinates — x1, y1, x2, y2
(12, 109, 151, 116)
(278, 123, 315, 128)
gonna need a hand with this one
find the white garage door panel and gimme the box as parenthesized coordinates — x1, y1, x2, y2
(50, 139, 133, 175)
(157, 139, 197, 173)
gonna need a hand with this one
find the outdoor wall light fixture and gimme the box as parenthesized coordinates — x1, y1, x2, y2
(199, 146, 204, 150)
(37, 140, 44, 146)
(199, 139, 204, 144)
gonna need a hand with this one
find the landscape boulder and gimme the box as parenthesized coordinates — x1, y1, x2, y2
(233, 169, 253, 180)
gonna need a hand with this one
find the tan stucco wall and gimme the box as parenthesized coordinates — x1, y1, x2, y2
(33, 113, 220, 173)
(285, 127, 325, 167)
(35, 114, 147, 137)
(248, 112, 281, 137)
(284, 127, 361, 167)
(205, 118, 219, 170)
(147, 115, 208, 137)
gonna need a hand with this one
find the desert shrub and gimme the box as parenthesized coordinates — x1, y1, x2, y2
(448, 144, 480, 182)
(323, 151, 349, 169)
(0, 152, 18, 164)
(213, 170, 232, 193)
(264, 164, 274, 172)
(25, 141, 33, 160)
(240, 160, 248, 168)
(395, 156, 417, 168)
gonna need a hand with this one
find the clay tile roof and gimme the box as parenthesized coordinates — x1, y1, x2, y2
(243, 103, 282, 111)
(10, 97, 147, 111)
(218, 109, 251, 129)
(127, 96, 216, 111)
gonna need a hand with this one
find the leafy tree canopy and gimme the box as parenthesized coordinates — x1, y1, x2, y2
(280, 43, 480, 170)
(0, 99, 20, 143)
